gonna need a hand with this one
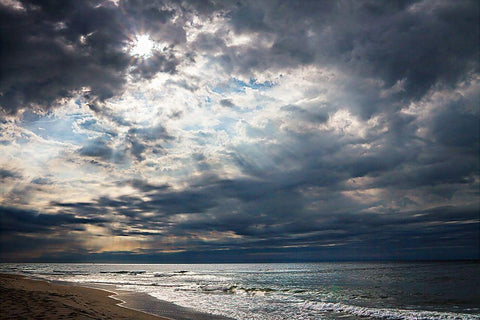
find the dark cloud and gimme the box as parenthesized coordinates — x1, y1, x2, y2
(78, 138, 114, 160)
(354, 0, 479, 99)
(128, 124, 173, 141)
(131, 51, 180, 79)
(126, 124, 173, 161)
(0, 0, 183, 114)
(1, 0, 478, 116)
(0, 205, 103, 261)
(30, 177, 53, 185)
(87, 102, 132, 126)
(0, 0, 127, 113)
(41, 171, 478, 261)
(0, 0, 478, 262)
(219, 99, 235, 108)
(0, 169, 21, 181)
(197, 0, 479, 117)
(431, 100, 480, 154)
(126, 178, 170, 193)
(0, 206, 106, 234)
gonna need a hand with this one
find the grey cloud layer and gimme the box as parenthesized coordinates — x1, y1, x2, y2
(0, 0, 187, 114)
(0, 0, 479, 261)
(1, 0, 477, 113)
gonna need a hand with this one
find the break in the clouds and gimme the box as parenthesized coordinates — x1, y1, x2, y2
(0, 0, 478, 262)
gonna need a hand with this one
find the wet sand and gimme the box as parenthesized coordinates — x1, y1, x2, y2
(0, 273, 166, 320)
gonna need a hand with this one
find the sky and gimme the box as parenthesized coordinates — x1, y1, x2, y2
(0, 0, 479, 263)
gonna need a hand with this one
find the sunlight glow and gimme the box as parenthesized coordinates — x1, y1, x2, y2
(130, 34, 155, 58)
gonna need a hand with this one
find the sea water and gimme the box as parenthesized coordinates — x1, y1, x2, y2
(1, 262, 479, 319)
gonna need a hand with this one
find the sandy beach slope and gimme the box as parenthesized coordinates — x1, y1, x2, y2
(0, 273, 168, 320)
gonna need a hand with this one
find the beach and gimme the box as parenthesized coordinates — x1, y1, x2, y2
(0, 273, 166, 320)
(1, 263, 479, 320)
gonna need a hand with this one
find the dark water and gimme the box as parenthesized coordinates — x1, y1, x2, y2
(1, 261, 479, 319)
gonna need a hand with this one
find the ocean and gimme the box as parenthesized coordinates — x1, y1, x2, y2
(1, 262, 479, 319)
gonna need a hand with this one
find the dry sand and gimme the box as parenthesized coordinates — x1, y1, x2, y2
(0, 273, 168, 320)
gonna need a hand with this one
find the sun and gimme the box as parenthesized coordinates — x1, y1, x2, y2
(129, 34, 155, 58)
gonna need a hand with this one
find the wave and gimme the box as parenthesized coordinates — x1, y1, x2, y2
(8, 263, 478, 320)
(80, 280, 169, 287)
(52, 270, 90, 276)
(305, 301, 480, 320)
(153, 270, 196, 278)
(99, 271, 146, 275)
(199, 285, 277, 296)
(154, 273, 172, 277)
(225, 285, 276, 296)
(174, 270, 190, 274)
(198, 284, 314, 296)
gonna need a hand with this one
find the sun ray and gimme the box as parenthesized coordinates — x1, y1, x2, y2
(129, 34, 155, 58)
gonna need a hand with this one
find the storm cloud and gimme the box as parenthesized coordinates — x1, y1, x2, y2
(0, 0, 478, 262)
(0, 0, 185, 114)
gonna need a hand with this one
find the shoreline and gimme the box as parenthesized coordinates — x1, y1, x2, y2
(0, 273, 232, 320)
(79, 282, 233, 320)
(0, 273, 166, 320)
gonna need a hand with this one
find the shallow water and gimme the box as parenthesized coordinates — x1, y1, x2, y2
(1, 262, 479, 319)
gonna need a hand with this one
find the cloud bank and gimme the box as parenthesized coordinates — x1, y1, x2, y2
(0, 0, 478, 262)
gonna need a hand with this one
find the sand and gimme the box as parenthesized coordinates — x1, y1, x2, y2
(0, 273, 168, 320)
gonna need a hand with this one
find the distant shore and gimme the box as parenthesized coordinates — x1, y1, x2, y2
(0, 273, 166, 320)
